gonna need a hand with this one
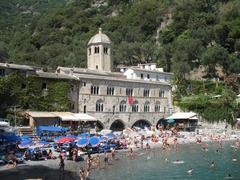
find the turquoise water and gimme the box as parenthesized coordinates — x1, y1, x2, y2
(96, 142, 240, 180)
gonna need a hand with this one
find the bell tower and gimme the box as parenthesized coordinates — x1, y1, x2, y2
(87, 28, 112, 72)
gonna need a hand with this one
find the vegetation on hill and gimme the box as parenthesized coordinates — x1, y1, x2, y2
(0, 73, 71, 125)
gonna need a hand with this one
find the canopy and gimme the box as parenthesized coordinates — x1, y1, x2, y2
(76, 138, 89, 147)
(18, 140, 32, 149)
(89, 136, 100, 147)
(36, 126, 69, 136)
(166, 112, 197, 120)
(73, 113, 97, 122)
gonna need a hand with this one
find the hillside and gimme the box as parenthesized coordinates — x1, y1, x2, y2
(0, 0, 240, 78)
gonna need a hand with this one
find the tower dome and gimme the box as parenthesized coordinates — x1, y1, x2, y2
(87, 28, 112, 72)
(87, 28, 111, 46)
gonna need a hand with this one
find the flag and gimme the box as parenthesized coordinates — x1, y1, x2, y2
(128, 96, 134, 105)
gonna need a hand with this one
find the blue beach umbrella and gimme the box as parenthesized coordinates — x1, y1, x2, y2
(79, 133, 89, 138)
(77, 138, 89, 147)
(89, 136, 100, 147)
(167, 119, 175, 123)
(106, 133, 115, 140)
(18, 140, 32, 149)
(35, 141, 50, 147)
(66, 135, 76, 139)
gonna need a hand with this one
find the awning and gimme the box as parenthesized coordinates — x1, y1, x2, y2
(73, 113, 97, 122)
(25, 111, 97, 122)
(53, 112, 79, 121)
(166, 112, 197, 120)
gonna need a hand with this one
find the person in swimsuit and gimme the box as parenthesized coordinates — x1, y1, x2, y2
(104, 152, 109, 166)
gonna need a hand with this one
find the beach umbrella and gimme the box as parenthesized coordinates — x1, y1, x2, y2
(18, 140, 32, 149)
(35, 141, 50, 147)
(57, 137, 75, 143)
(167, 119, 175, 123)
(79, 133, 89, 138)
(106, 133, 115, 140)
(66, 135, 76, 139)
(89, 136, 100, 147)
(76, 138, 89, 147)
(53, 136, 64, 142)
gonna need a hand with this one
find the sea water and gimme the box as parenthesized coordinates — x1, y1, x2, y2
(96, 142, 240, 180)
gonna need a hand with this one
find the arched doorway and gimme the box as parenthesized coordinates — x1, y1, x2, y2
(156, 118, 167, 129)
(132, 119, 151, 129)
(110, 120, 125, 131)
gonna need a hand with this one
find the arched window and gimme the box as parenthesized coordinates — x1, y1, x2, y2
(95, 46, 99, 54)
(132, 101, 139, 112)
(96, 99, 104, 112)
(144, 101, 150, 112)
(155, 101, 161, 112)
(104, 47, 108, 54)
(119, 100, 127, 112)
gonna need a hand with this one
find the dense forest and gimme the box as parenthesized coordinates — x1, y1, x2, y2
(0, 0, 239, 75)
(1, 0, 240, 124)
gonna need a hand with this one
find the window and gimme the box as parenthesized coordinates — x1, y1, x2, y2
(70, 84, 74, 92)
(147, 74, 150, 79)
(95, 46, 99, 54)
(42, 83, 47, 90)
(143, 89, 150, 97)
(96, 99, 104, 112)
(126, 88, 133, 96)
(159, 90, 165, 98)
(91, 85, 99, 95)
(88, 48, 91, 55)
(0, 69, 5, 76)
(104, 47, 108, 54)
(119, 100, 127, 112)
(82, 81, 86, 86)
(156, 75, 159, 81)
(107, 87, 114, 96)
(96, 65, 98, 70)
(141, 73, 144, 79)
(144, 101, 150, 112)
(71, 103, 75, 110)
(83, 105, 86, 113)
(132, 101, 139, 112)
(155, 101, 161, 112)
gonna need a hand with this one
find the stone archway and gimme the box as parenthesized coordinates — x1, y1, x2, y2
(156, 118, 167, 129)
(131, 119, 151, 129)
(110, 120, 125, 131)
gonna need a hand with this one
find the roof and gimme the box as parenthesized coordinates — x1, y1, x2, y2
(166, 112, 197, 120)
(26, 111, 58, 118)
(36, 71, 78, 80)
(129, 67, 173, 75)
(57, 67, 171, 86)
(87, 28, 111, 46)
(0, 63, 37, 71)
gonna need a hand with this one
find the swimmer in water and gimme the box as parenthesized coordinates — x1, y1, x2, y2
(210, 161, 215, 169)
(187, 168, 193, 175)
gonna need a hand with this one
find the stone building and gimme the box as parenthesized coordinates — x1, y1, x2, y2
(57, 28, 173, 131)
